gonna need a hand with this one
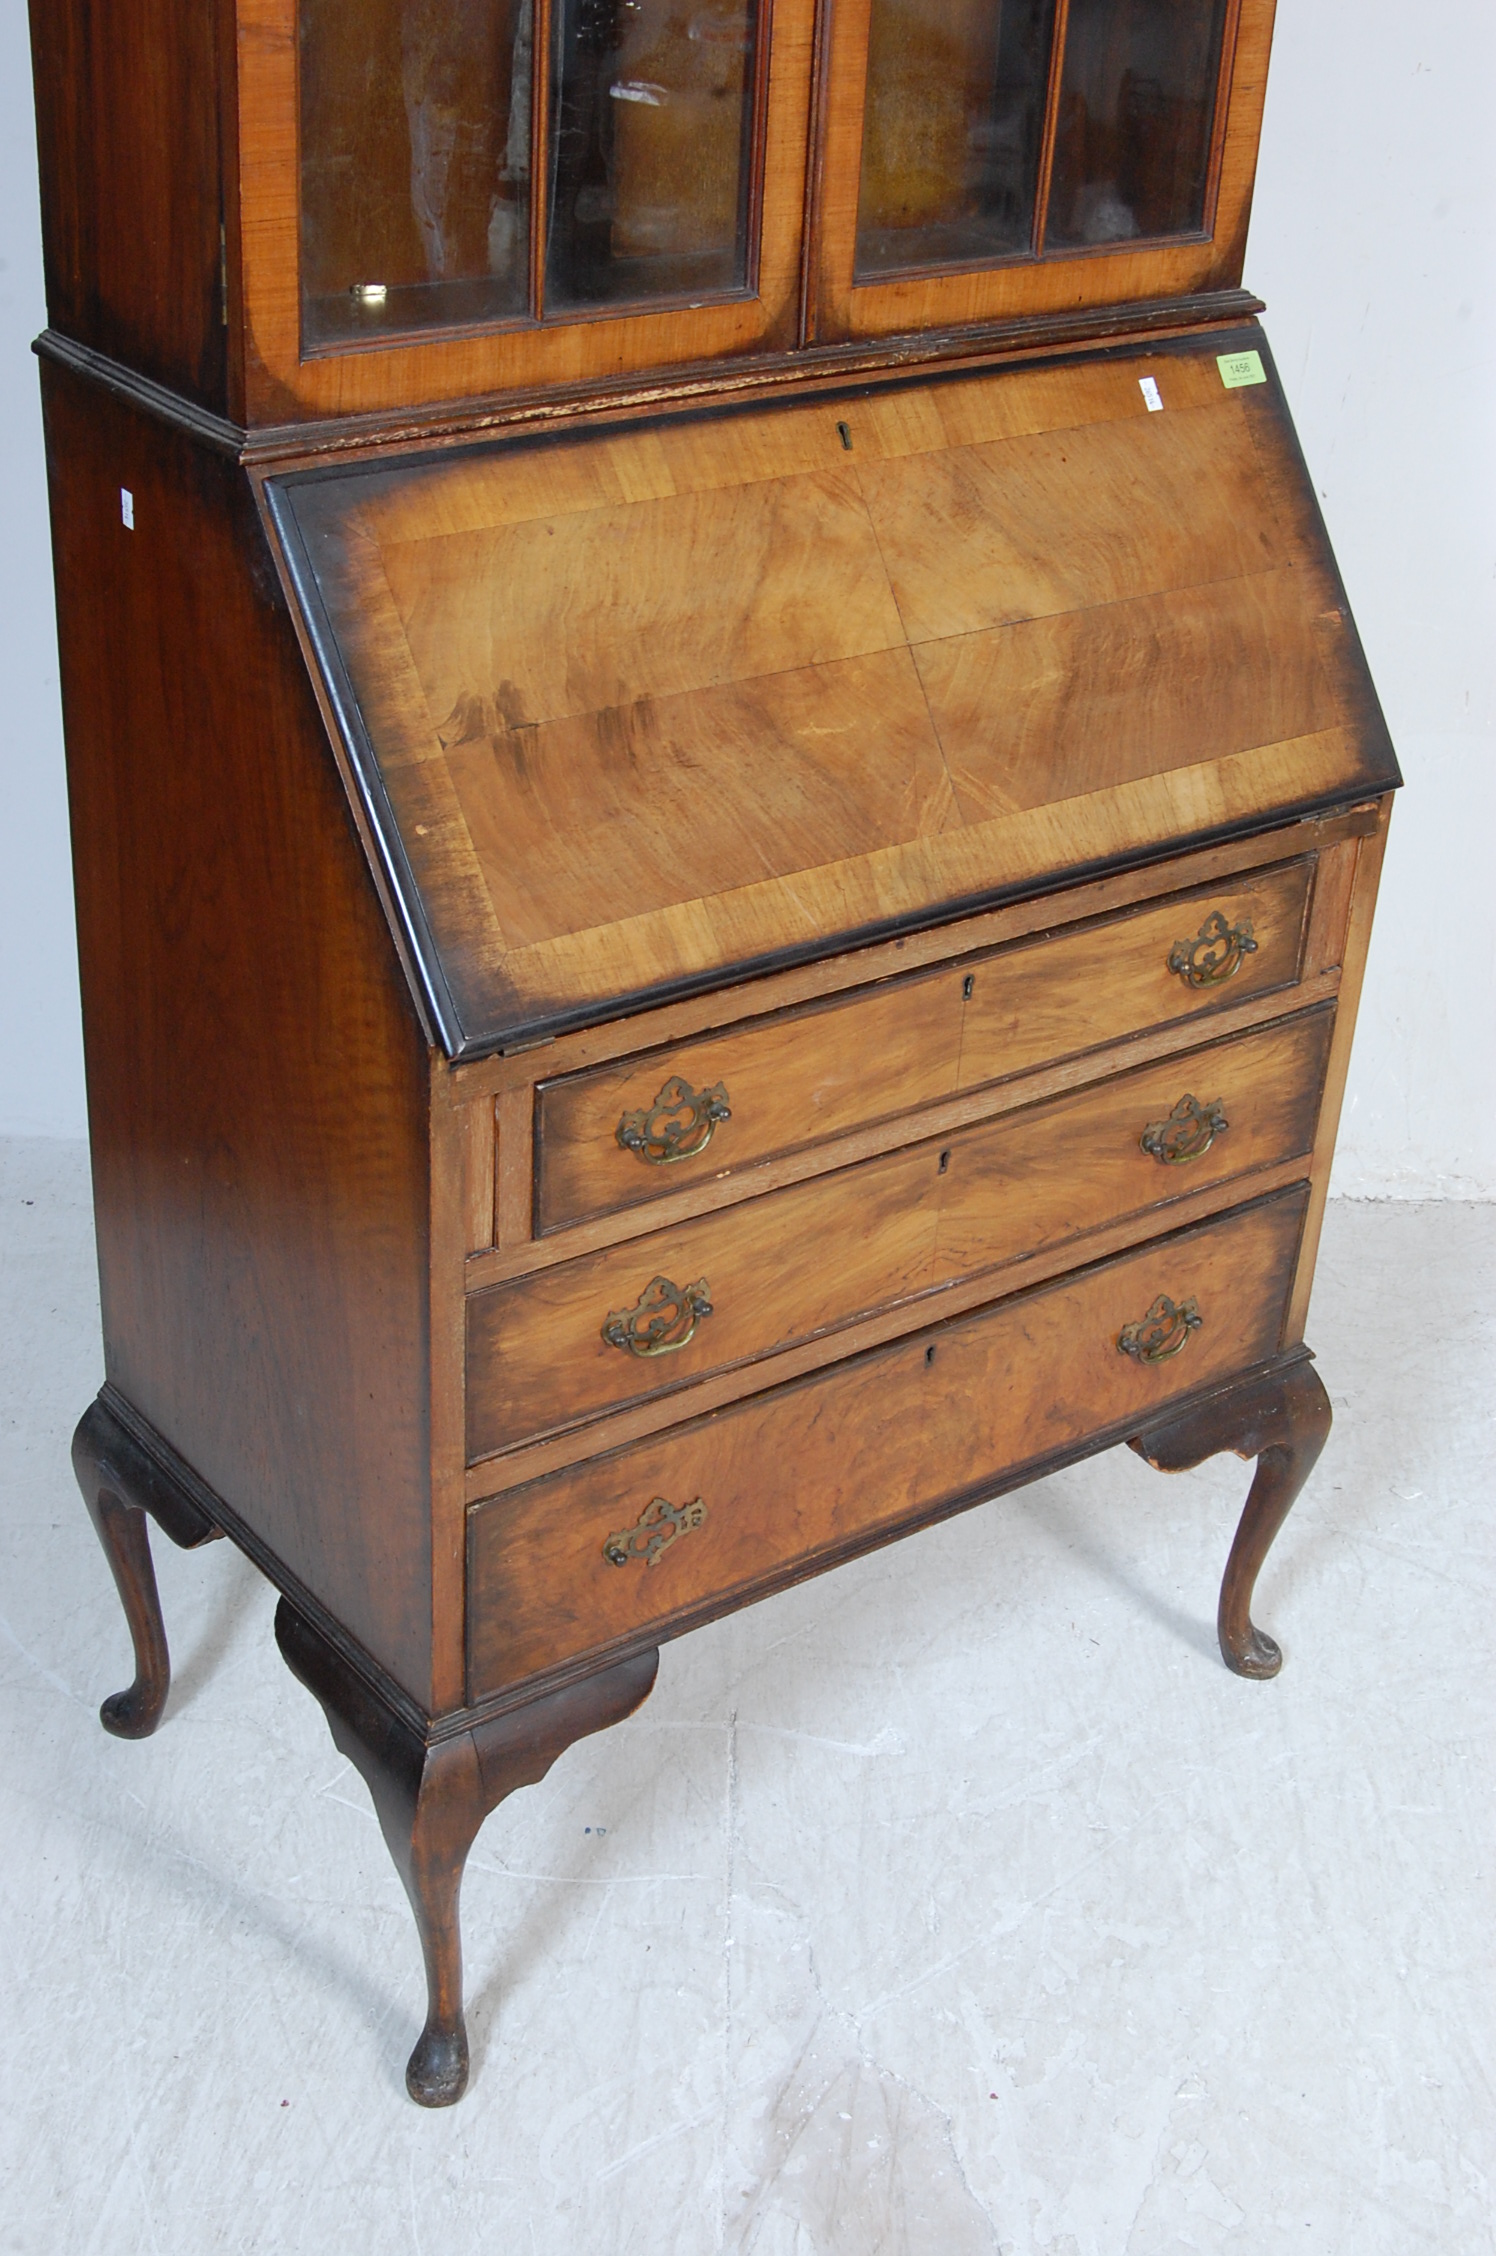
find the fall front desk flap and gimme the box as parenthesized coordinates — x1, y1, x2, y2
(265, 329, 1399, 1059)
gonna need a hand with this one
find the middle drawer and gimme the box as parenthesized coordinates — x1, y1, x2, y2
(466, 1004, 1333, 1461)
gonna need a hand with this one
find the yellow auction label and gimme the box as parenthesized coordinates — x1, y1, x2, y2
(1217, 349, 1267, 389)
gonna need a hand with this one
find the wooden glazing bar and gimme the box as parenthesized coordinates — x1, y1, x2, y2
(797, 0, 838, 343)
(530, 0, 554, 322)
(741, 0, 779, 296)
(1031, 0, 1072, 260)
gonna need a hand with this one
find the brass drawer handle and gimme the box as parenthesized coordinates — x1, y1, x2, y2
(1140, 1093, 1228, 1165)
(1118, 1293, 1202, 1363)
(616, 1075, 730, 1165)
(1167, 911, 1258, 989)
(604, 1494, 708, 1569)
(602, 1274, 713, 1358)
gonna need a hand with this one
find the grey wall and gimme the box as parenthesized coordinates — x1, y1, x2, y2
(1249, 3, 1495, 1196)
(2, 1, 1492, 1188)
(0, 0, 82, 1137)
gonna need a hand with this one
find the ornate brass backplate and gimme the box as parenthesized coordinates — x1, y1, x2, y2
(1166, 911, 1257, 989)
(1118, 1293, 1203, 1362)
(1140, 1092, 1229, 1164)
(616, 1075, 731, 1164)
(602, 1274, 713, 1357)
(604, 1494, 709, 1569)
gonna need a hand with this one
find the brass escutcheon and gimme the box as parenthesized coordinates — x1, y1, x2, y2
(1140, 1092, 1229, 1165)
(616, 1075, 731, 1165)
(1118, 1293, 1203, 1363)
(602, 1274, 713, 1358)
(604, 1494, 708, 1569)
(1167, 911, 1258, 989)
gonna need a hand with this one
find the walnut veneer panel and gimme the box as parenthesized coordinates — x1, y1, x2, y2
(468, 1186, 1309, 1692)
(535, 853, 1313, 1232)
(28, 0, 227, 409)
(41, 366, 439, 1706)
(954, 857, 1311, 1090)
(267, 330, 1398, 1056)
(470, 1008, 1332, 1458)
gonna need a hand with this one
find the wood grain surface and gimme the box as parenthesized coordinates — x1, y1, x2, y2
(534, 854, 1313, 1233)
(808, 0, 1272, 344)
(42, 365, 441, 1707)
(452, 804, 1375, 1101)
(1285, 796, 1392, 1342)
(230, 0, 817, 423)
(27, 0, 228, 410)
(467, 1185, 1310, 1692)
(953, 856, 1311, 1088)
(468, 1006, 1332, 1458)
(32, 0, 1267, 428)
(271, 333, 1397, 1056)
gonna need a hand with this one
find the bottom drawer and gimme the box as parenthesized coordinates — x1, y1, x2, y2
(467, 1186, 1309, 1696)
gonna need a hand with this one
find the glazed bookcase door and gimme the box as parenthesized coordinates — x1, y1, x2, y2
(234, 0, 815, 421)
(808, 0, 1273, 344)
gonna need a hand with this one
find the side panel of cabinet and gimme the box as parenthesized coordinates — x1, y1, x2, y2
(1283, 798, 1391, 1342)
(41, 366, 438, 1706)
(27, 0, 230, 412)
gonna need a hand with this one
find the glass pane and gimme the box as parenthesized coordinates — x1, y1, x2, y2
(300, 0, 533, 349)
(545, 0, 759, 312)
(1046, 0, 1228, 249)
(854, 0, 1056, 278)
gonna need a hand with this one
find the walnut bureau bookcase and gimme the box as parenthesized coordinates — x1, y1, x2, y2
(32, 0, 1397, 2103)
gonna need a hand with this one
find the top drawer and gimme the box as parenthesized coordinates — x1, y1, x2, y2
(534, 856, 1315, 1235)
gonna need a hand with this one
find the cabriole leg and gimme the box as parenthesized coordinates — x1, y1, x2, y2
(72, 1393, 218, 1738)
(275, 1599, 659, 2106)
(1131, 1359, 1333, 1679)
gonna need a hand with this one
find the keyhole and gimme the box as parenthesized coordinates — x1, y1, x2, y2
(837, 421, 853, 450)
(938, 1149, 951, 1175)
(962, 973, 975, 1000)
(925, 1343, 937, 1366)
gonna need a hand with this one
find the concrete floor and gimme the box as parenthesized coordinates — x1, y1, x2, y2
(1, 1135, 1491, 2256)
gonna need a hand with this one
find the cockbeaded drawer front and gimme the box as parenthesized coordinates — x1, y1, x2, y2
(468, 1007, 1331, 1459)
(533, 856, 1314, 1233)
(467, 1185, 1310, 1695)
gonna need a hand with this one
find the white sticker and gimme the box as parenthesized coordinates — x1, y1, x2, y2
(1138, 376, 1163, 413)
(120, 488, 135, 530)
